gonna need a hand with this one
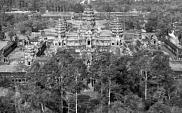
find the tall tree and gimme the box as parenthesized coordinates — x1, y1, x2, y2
(130, 50, 174, 110)
(90, 52, 121, 113)
(21, 49, 87, 113)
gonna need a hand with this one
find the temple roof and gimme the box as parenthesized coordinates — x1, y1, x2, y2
(67, 32, 79, 37)
(0, 41, 8, 50)
(41, 12, 74, 17)
(169, 62, 182, 72)
(8, 49, 24, 61)
(99, 30, 112, 37)
(67, 20, 82, 26)
(0, 65, 18, 72)
(43, 28, 57, 33)
(0, 60, 25, 72)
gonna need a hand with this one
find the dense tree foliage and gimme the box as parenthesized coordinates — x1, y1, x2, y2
(0, 97, 16, 113)
(0, 0, 179, 13)
(145, 9, 174, 38)
(0, 49, 182, 113)
(16, 49, 88, 113)
(88, 50, 175, 113)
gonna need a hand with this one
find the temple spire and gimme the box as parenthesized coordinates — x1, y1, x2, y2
(110, 16, 123, 36)
(82, 3, 95, 29)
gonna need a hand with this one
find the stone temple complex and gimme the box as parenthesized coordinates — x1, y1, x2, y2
(0, 3, 161, 83)
(39, 4, 160, 67)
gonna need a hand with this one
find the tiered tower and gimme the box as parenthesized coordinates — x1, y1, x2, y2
(55, 18, 67, 47)
(110, 17, 124, 47)
(82, 5, 95, 30)
(110, 17, 123, 37)
(109, 16, 133, 56)
(79, 4, 96, 67)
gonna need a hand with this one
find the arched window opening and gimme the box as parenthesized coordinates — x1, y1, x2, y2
(117, 41, 119, 45)
(28, 62, 31, 66)
(87, 40, 91, 45)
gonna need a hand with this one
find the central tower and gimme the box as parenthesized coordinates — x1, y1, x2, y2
(82, 5, 95, 31)
(55, 18, 67, 47)
(79, 2, 96, 68)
